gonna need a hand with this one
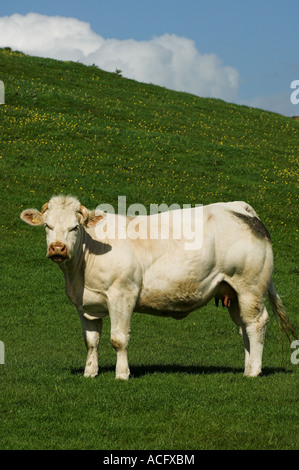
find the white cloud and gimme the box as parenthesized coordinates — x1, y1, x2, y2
(0, 12, 240, 101)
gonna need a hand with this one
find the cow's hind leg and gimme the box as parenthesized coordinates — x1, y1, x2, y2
(241, 305, 269, 377)
(229, 294, 269, 377)
(228, 298, 250, 372)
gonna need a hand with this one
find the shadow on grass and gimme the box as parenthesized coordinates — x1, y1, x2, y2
(70, 364, 292, 378)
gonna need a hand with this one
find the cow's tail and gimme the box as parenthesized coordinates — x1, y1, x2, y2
(268, 279, 298, 342)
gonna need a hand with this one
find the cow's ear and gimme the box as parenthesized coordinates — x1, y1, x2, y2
(78, 204, 89, 225)
(86, 210, 105, 227)
(78, 205, 105, 227)
(20, 209, 44, 226)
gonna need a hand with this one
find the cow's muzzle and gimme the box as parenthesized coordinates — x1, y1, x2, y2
(47, 242, 69, 263)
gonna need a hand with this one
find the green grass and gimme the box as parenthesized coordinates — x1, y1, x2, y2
(0, 48, 298, 450)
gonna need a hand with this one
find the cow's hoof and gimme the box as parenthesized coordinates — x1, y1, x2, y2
(115, 371, 130, 380)
(84, 367, 98, 378)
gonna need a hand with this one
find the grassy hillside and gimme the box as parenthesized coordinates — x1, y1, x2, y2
(0, 48, 298, 450)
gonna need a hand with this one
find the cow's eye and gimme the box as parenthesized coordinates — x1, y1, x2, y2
(44, 224, 53, 230)
(70, 225, 79, 232)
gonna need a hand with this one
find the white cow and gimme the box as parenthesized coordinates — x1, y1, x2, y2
(20, 195, 296, 379)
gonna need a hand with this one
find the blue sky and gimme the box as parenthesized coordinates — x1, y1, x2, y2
(0, 0, 298, 115)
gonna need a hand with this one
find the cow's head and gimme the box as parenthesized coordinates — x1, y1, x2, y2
(20, 195, 103, 263)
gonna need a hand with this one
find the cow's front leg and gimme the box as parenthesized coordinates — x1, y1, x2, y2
(108, 296, 135, 381)
(79, 312, 102, 378)
(110, 312, 131, 380)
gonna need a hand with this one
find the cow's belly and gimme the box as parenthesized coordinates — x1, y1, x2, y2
(135, 258, 222, 318)
(136, 279, 207, 317)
